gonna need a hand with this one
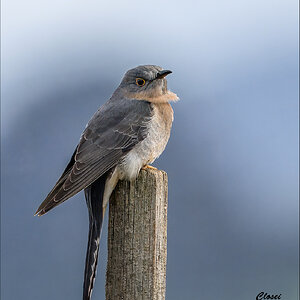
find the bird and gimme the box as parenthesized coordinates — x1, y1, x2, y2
(35, 65, 178, 300)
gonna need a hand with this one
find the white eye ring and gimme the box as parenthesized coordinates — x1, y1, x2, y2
(136, 78, 146, 86)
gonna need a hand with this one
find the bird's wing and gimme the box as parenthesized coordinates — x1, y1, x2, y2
(35, 99, 153, 216)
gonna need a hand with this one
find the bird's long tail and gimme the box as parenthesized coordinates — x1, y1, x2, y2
(83, 173, 108, 300)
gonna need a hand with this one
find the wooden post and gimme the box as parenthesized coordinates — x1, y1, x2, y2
(105, 168, 168, 300)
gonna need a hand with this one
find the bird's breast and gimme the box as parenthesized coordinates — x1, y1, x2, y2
(118, 103, 173, 181)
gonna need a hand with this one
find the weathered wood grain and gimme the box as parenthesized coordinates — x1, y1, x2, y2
(106, 168, 168, 300)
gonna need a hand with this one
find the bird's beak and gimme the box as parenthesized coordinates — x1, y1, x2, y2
(156, 70, 172, 79)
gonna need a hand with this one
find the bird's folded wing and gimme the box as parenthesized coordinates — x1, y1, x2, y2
(36, 99, 153, 216)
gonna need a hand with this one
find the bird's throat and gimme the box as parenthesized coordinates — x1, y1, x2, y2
(127, 90, 179, 103)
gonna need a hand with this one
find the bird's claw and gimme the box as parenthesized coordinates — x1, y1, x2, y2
(142, 165, 157, 171)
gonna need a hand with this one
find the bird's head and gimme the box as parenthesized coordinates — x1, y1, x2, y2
(116, 65, 178, 103)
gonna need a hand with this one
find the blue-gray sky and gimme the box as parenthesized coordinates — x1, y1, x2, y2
(1, 1, 298, 300)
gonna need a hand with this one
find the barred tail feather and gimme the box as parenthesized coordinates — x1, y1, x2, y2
(83, 173, 108, 300)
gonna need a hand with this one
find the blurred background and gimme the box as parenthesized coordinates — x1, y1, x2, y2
(1, 0, 298, 299)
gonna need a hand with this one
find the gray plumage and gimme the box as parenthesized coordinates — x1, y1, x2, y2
(35, 65, 178, 300)
(36, 99, 153, 214)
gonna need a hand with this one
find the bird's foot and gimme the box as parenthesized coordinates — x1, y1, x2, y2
(142, 165, 157, 171)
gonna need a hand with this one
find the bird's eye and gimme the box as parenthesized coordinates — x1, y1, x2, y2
(136, 78, 146, 86)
